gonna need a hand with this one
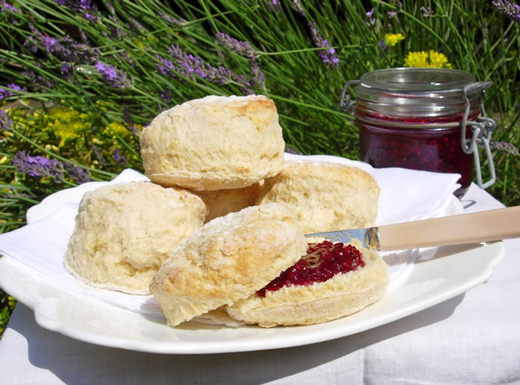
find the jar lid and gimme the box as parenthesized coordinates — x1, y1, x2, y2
(359, 68, 475, 93)
(355, 68, 484, 117)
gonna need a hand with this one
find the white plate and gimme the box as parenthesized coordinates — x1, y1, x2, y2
(0, 159, 504, 354)
(0, 239, 505, 354)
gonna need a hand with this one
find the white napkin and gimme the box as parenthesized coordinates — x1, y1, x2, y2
(0, 156, 460, 317)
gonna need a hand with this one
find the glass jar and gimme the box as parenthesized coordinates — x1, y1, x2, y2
(341, 68, 496, 197)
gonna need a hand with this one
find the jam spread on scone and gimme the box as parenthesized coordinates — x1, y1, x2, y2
(257, 241, 365, 297)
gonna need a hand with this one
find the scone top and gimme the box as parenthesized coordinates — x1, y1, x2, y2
(140, 95, 286, 191)
(149, 203, 308, 327)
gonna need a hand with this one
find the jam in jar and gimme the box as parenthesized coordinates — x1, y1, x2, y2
(342, 68, 495, 197)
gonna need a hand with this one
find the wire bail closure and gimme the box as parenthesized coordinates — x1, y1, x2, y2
(461, 82, 496, 189)
(340, 78, 496, 189)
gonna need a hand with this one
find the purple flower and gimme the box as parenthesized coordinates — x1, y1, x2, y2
(1, 1, 19, 13)
(54, 0, 98, 23)
(160, 89, 172, 105)
(307, 22, 340, 69)
(43, 36, 59, 52)
(492, 0, 520, 22)
(249, 58, 266, 90)
(421, 6, 434, 17)
(490, 141, 520, 155)
(22, 70, 55, 92)
(26, 24, 99, 63)
(12, 151, 64, 182)
(291, 0, 305, 16)
(94, 61, 133, 88)
(159, 12, 187, 25)
(122, 106, 139, 135)
(366, 8, 376, 25)
(64, 164, 92, 184)
(61, 62, 74, 78)
(0, 84, 26, 100)
(216, 32, 256, 58)
(0, 110, 13, 130)
(268, 0, 280, 13)
(113, 148, 127, 165)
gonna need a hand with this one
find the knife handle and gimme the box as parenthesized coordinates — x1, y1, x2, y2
(378, 206, 520, 251)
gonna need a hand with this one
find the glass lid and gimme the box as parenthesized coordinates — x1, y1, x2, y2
(359, 68, 476, 93)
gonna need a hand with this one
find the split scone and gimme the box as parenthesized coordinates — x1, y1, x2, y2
(149, 203, 308, 327)
(255, 160, 380, 233)
(64, 182, 207, 294)
(225, 239, 389, 327)
(140, 95, 286, 191)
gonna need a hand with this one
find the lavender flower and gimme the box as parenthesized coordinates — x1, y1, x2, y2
(249, 58, 266, 90)
(490, 141, 520, 155)
(168, 45, 231, 83)
(91, 145, 107, 166)
(55, 0, 99, 23)
(0, 84, 26, 100)
(26, 24, 99, 63)
(216, 32, 256, 58)
(0, 110, 13, 130)
(122, 106, 139, 135)
(22, 70, 55, 92)
(268, 0, 280, 13)
(365, 8, 376, 25)
(291, 0, 305, 16)
(159, 12, 187, 26)
(12, 151, 64, 182)
(492, 0, 520, 22)
(0, 1, 19, 13)
(108, 15, 127, 39)
(113, 148, 127, 165)
(308, 22, 339, 69)
(160, 89, 172, 105)
(94, 61, 133, 88)
(61, 62, 74, 78)
(65, 164, 92, 184)
(421, 6, 435, 17)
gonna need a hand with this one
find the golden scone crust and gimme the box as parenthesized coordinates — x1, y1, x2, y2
(255, 160, 380, 233)
(194, 182, 262, 223)
(149, 203, 308, 327)
(225, 242, 389, 327)
(140, 95, 285, 191)
(64, 182, 207, 294)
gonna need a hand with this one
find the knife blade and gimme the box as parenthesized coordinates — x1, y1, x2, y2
(306, 206, 520, 251)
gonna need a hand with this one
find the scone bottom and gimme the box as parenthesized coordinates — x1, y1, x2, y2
(257, 241, 365, 297)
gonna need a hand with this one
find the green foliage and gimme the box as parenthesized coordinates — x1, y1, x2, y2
(0, 0, 520, 331)
(0, 289, 16, 338)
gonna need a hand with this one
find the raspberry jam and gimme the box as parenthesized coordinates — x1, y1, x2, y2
(358, 110, 478, 197)
(257, 241, 365, 297)
(347, 68, 494, 197)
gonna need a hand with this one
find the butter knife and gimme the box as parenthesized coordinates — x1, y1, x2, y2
(306, 206, 520, 251)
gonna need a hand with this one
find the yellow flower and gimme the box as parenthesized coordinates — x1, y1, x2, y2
(384, 33, 405, 47)
(404, 50, 452, 69)
(44, 107, 91, 144)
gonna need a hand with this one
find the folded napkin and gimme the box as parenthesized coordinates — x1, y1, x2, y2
(0, 155, 461, 317)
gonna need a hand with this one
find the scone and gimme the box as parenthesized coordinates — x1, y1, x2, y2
(140, 95, 286, 191)
(64, 182, 207, 294)
(255, 160, 380, 233)
(225, 239, 389, 327)
(149, 203, 308, 327)
(194, 182, 262, 223)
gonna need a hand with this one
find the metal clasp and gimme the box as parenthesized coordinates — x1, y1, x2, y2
(461, 82, 496, 189)
(340, 80, 360, 112)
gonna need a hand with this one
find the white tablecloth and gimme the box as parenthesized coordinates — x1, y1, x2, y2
(1, 183, 519, 385)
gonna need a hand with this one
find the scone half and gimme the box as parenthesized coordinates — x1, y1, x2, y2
(225, 240, 389, 327)
(149, 203, 308, 327)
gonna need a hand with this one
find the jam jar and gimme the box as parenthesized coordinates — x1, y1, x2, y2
(341, 68, 496, 197)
